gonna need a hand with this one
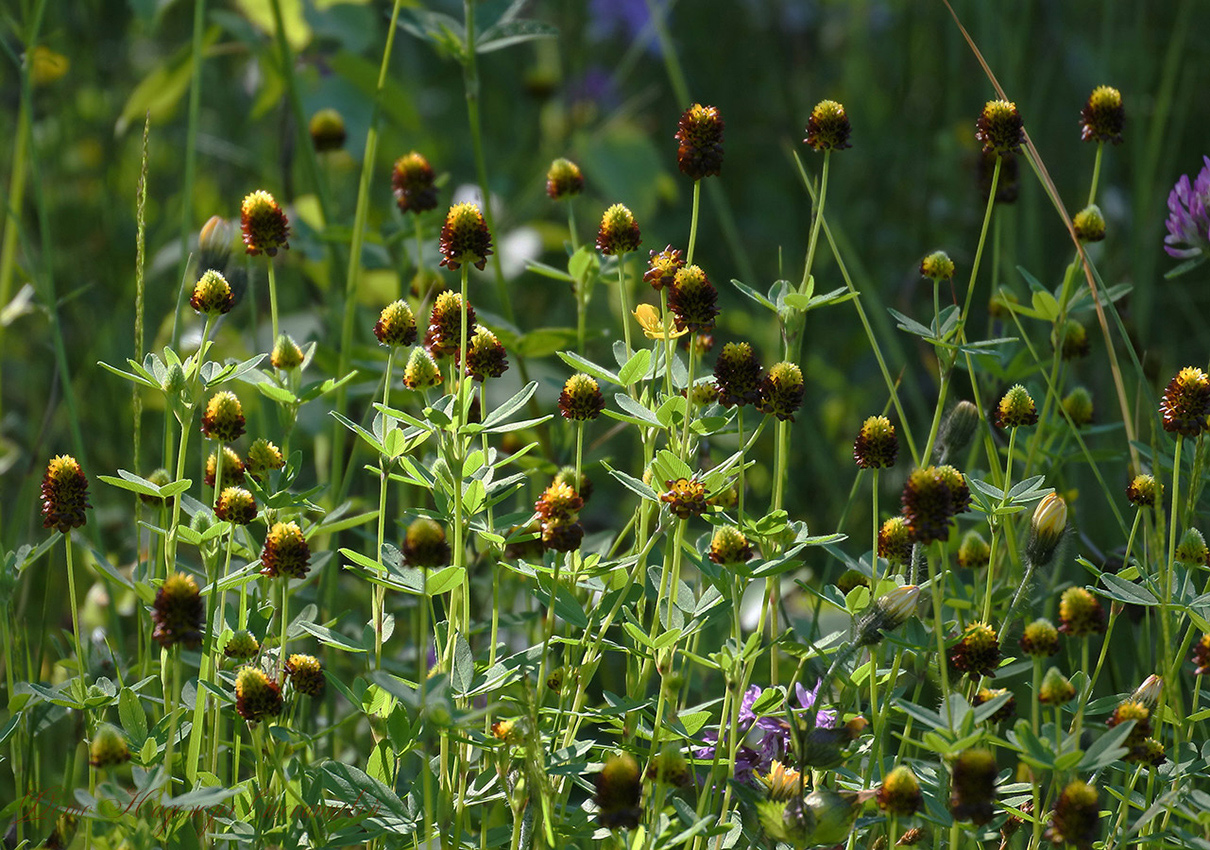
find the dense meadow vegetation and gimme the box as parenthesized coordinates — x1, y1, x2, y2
(3, 0, 1210, 848)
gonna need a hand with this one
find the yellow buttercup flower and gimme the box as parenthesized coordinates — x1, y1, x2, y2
(633, 303, 687, 340)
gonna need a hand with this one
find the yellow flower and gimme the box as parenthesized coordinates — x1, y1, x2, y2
(633, 303, 688, 340)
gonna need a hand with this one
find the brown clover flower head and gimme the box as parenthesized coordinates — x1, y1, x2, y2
(190, 269, 234, 316)
(1192, 633, 1210, 676)
(1128, 738, 1166, 767)
(1126, 473, 1161, 508)
(596, 203, 641, 255)
(152, 573, 204, 649)
(1055, 320, 1090, 359)
(224, 629, 260, 660)
(996, 384, 1038, 428)
(546, 157, 584, 200)
(957, 530, 991, 569)
(235, 666, 282, 722)
(757, 362, 805, 421)
(425, 291, 476, 358)
(462, 325, 509, 381)
(559, 373, 605, 421)
(853, 415, 898, 469)
(285, 653, 325, 697)
(709, 525, 753, 566)
(271, 334, 305, 371)
(240, 190, 290, 256)
(1058, 587, 1106, 637)
(1160, 366, 1210, 437)
(245, 439, 283, 481)
(1176, 528, 1209, 565)
(1045, 781, 1099, 850)
(1038, 667, 1076, 705)
(877, 766, 923, 817)
(1020, 618, 1060, 657)
(260, 521, 310, 579)
(374, 300, 418, 347)
(1081, 85, 1124, 144)
(975, 100, 1024, 155)
(804, 99, 852, 151)
(392, 152, 438, 214)
(535, 481, 583, 526)
(644, 245, 685, 291)
(309, 108, 346, 153)
(404, 346, 443, 391)
(973, 687, 1016, 723)
(595, 752, 642, 830)
(920, 250, 955, 281)
(901, 466, 958, 544)
(1107, 700, 1152, 750)
(935, 465, 971, 512)
(553, 466, 593, 503)
(202, 391, 246, 442)
(674, 103, 725, 180)
(877, 517, 913, 565)
(949, 621, 1002, 678)
(89, 725, 131, 769)
(41, 454, 90, 533)
(403, 518, 451, 568)
(439, 202, 493, 271)
(948, 748, 998, 825)
(205, 447, 245, 488)
(661, 477, 708, 519)
(215, 486, 257, 526)
(667, 264, 718, 333)
(1073, 204, 1106, 242)
(713, 342, 764, 408)
(541, 521, 585, 552)
(1063, 387, 1094, 427)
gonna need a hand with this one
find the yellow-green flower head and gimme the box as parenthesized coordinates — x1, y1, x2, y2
(1175, 528, 1208, 565)
(1192, 634, 1210, 675)
(646, 745, 691, 788)
(948, 748, 998, 825)
(1058, 587, 1106, 637)
(308, 108, 346, 153)
(675, 103, 725, 180)
(756, 361, 805, 422)
(1160, 366, 1210, 437)
(1019, 618, 1060, 657)
(688, 378, 719, 406)
(89, 724, 131, 769)
(374, 300, 418, 348)
(439, 202, 493, 271)
(240, 190, 290, 257)
(643, 245, 685, 291)
(877, 517, 913, 565)
(1055, 320, 1090, 359)
(853, 415, 898, 469)
(1081, 85, 1124, 144)
(391, 151, 438, 214)
(198, 215, 234, 273)
(402, 517, 451, 568)
(201, 391, 246, 443)
(1039, 666, 1076, 705)
(878, 765, 923, 817)
(595, 203, 641, 255)
(973, 687, 1016, 723)
(660, 477, 708, 519)
(425, 291, 476, 358)
(270, 333, 304, 371)
(594, 752, 642, 830)
(140, 467, 172, 507)
(804, 99, 852, 151)
(1128, 737, 1166, 767)
(152, 573, 204, 649)
(919, 250, 955, 281)
(836, 568, 869, 595)
(285, 653, 325, 697)
(245, 438, 284, 481)
(190, 269, 234, 316)
(901, 466, 959, 544)
(234, 666, 282, 722)
(1045, 781, 1100, 850)
(975, 100, 1024, 156)
(535, 481, 583, 525)
(957, 530, 991, 569)
(260, 521, 310, 579)
(1125, 473, 1161, 508)
(224, 629, 260, 660)
(1026, 492, 1067, 566)
(205, 447, 245, 488)
(40, 454, 90, 533)
(403, 346, 443, 391)
(709, 525, 753, 566)
(713, 341, 764, 408)
(554, 466, 593, 503)
(667, 264, 718, 333)
(1073, 203, 1106, 242)
(215, 486, 257, 526)
(462, 325, 509, 381)
(559, 373, 605, 421)
(545, 157, 584, 200)
(1107, 699, 1151, 748)
(936, 465, 971, 512)
(949, 621, 1002, 678)
(996, 384, 1038, 428)
(541, 520, 584, 552)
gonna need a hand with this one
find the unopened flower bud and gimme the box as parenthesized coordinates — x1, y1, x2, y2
(1045, 781, 1099, 850)
(957, 530, 991, 569)
(215, 486, 257, 525)
(375, 300, 418, 347)
(403, 346, 443, 390)
(1058, 587, 1106, 637)
(1063, 387, 1094, 427)
(878, 517, 913, 566)
(594, 752, 642, 830)
(403, 518, 451, 568)
(1130, 674, 1163, 708)
(939, 400, 981, 460)
(1073, 204, 1106, 242)
(1176, 529, 1208, 565)
(709, 525, 753, 566)
(224, 629, 260, 659)
(191, 269, 234, 316)
(201, 391, 246, 442)
(996, 384, 1038, 428)
(873, 584, 921, 632)
(1020, 618, 1060, 657)
(309, 108, 346, 153)
(1125, 474, 1161, 508)
(205, 447, 245, 487)
(1026, 493, 1067, 566)
(1039, 667, 1076, 705)
(920, 251, 955, 281)
(646, 746, 691, 787)
(89, 725, 131, 769)
(198, 215, 233, 273)
(271, 334, 304, 371)
(546, 157, 584, 199)
(392, 152, 438, 214)
(1055, 320, 1090, 359)
(877, 766, 923, 817)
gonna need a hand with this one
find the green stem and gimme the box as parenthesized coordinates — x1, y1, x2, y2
(686, 180, 702, 265)
(267, 260, 280, 348)
(617, 253, 634, 361)
(798, 151, 831, 295)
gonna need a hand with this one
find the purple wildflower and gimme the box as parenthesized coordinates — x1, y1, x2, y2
(588, 0, 662, 53)
(1165, 156, 1210, 260)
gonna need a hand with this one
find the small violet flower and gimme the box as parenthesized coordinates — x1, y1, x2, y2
(1165, 156, 1210, 260)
